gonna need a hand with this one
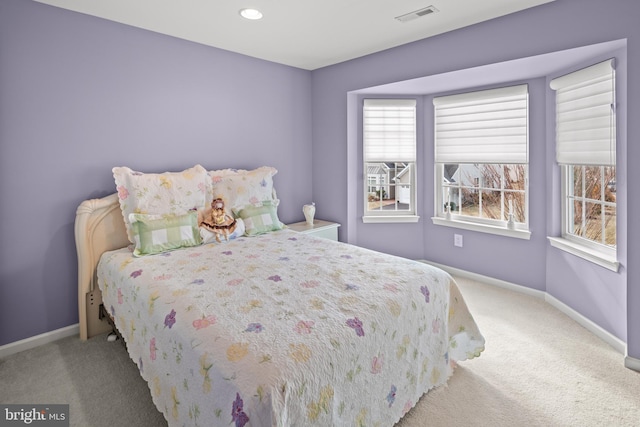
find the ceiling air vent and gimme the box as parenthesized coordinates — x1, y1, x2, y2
(395, 6, 439, 23)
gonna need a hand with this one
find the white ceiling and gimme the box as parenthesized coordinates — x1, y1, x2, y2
(34, 0, 555, 70)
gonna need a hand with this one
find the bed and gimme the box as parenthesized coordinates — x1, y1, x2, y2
(75, 165, 484, 427)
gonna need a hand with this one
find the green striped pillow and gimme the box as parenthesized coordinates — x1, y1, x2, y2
(233, 200, 284, 236)
(128, 212, 202, 256)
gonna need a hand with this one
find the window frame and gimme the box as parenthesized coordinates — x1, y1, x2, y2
(433, 163, 531, 239)
(362, 99, 419, 223)
(548, 59, 618, 271)
(431, 84, 531, 239)
(549, 164, 618, 271)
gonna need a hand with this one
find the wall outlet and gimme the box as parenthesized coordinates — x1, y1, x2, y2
(454, 234, 463, 247)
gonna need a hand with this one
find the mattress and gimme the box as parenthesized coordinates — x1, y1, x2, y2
(97, 229, 484, 426)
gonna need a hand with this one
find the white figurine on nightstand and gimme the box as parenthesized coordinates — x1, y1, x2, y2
(303, 202, 316, 225)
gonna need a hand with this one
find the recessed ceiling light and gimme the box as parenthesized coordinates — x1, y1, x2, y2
(240, 8, 263, 20)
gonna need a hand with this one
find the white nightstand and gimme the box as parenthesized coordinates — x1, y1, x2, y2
(287, 219, 341, 241)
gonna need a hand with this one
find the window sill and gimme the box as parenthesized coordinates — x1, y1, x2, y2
(363, 215, 420, 224)
(431, 216, 531, 240)
(547, 237, 619, 272)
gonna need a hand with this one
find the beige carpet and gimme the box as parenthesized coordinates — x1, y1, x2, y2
(398, 276, 639, 427)
(1, 276, 638, 426)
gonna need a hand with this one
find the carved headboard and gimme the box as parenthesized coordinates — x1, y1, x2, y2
(74, 193, 129, 340)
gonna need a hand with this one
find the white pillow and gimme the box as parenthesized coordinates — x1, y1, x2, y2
(207, 166, 278, 210)
(113, 165, 209, 243)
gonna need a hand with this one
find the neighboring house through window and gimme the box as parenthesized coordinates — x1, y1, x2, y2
(432, 84, 531, 239)
(548, 59, 618, 271)
(363, 99, 418, 223)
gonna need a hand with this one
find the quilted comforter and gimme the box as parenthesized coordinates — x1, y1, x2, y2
(97, 229, 484, 427)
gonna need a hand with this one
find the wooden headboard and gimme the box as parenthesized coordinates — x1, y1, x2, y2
(74, 193, 129, 340)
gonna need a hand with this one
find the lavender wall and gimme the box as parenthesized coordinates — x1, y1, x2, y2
(311, 0, 639, 360)
(0, 0, 312, 345)
(2, 0, 638, 364)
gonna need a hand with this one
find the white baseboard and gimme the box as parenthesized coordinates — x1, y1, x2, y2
(422, 261, 546, 299)
(624, 354, 640, 372)
(544, 293, 626, 354)
(0, 324, 79, 359)
(420, 260, 628, 358)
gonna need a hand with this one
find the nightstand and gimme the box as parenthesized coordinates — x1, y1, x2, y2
(287, 219, 341, 241)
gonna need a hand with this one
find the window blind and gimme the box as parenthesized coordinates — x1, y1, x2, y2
(433, 85, 528, 164)
(363, 99, 416, 162)
(550, 59, 616, 166)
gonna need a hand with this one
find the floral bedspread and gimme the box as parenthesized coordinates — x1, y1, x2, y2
(97, 229, 484, 427)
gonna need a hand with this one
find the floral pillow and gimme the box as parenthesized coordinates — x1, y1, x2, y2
(207, 166, 278, 211)
(113, 165, 209, 243)
(233, 200, 285, 236)
(128, 212, 202, 257)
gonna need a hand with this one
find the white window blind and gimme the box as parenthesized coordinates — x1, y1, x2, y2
(433, 85, 528, 164)
(363, 99, 416, 162)
(550, 59, 616, 166)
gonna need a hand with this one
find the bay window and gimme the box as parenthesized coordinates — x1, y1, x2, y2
(432, 85, 530, 238)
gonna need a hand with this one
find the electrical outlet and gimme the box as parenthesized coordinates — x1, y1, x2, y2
(454, 234, 463, 247)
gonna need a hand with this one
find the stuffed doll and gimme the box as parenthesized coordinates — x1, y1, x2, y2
(199, 198, 238, 242)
